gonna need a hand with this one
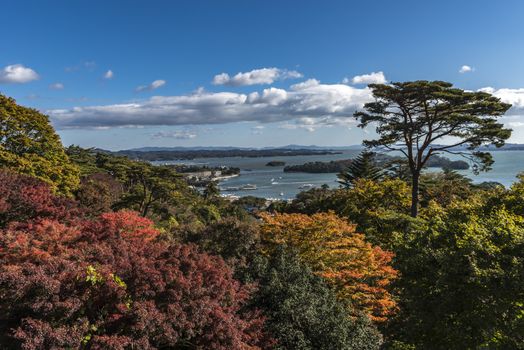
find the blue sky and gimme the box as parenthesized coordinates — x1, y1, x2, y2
(2, 0, 524, 150)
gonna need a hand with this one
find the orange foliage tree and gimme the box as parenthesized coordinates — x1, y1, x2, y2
(259, 211, 397, 322)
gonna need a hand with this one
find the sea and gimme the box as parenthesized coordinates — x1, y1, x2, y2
(157, 150, 524, 200)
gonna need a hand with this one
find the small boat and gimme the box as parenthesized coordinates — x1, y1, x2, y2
(221, 186, 240, 191)
(298, 184, 314, 189)
(271, 181, 279, 185)
(240, 184, 257, 190)
(279, 192, 284, 196)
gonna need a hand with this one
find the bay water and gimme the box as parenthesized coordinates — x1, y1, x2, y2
(158, 150, 524, 199)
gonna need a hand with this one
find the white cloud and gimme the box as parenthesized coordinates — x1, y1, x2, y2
(350, 71, 386, 85)
(212, 67, 303, 86)
(152, 130, 197, 139)
(478, 87, 524, 112)
(279, 116, 356, 132)
(477, 87, 524, 132)
(49, 82, 64, 90)
(136, 79, 166, 92)
(247, 87, 288, 105)
(104, 70, 114, 79)
(291, 79, 320, 90)
(507, 121, 524, 128)
(280, 70, 303, 79)
(459, 65, 474, 73)
(251, 125, 265, 135)
(0, 64, 39, 83)
(49, 80, 371, 129)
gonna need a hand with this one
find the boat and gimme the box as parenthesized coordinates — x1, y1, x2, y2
(279, 192, 284, 196)
(240, 184, 257, 190)
(298, 184, 314, 189)
(221, 186, 240, 191)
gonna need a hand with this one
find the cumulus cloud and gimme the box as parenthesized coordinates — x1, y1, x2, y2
(212, 67, 303, 86)
(49, 82, 64, 90)
(49, 80, 371, 129)
(136, 79, 166, 92)
(476, 87, 524, 132)
(104, 70, 114, 79)
(279, 116, 356, 132)
(0, 64, 39, 83)
(459, 65, 474, 73)
(478, 87, 524, 113)
(349, 71, 386, 85)
(291, 79, 320, 90)
(507, 121, 524, 128)
(152, 130, 197, 139)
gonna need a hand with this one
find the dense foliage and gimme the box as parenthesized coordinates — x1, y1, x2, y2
(0, 173, 269, 349)
(66, 146, 229, 229)
(0, 170, 82, 228)
(242, 248, 383, 350)
(391, 188, 524, 349)
(259, 212, 397, 322)
(0, 94, 79, 194)
(182, 217, 383, 349)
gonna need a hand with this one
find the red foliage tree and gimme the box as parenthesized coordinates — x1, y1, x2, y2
(0, 170, 82, 228)
(0, 208, 269, 348)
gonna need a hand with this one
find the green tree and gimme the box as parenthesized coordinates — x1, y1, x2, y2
(242, 248, 383, 350)
(419, 169, 473, 208)
(94, 153, 186, 217)
(203, 180, 220, 199)
(0, 94, 79, 194)
(354, 81, 511, 217)
(65, 145, 103, 176)
(391, 192, 524, 349)
(282, 179, 416, 250)
(338, 151, 383, 188)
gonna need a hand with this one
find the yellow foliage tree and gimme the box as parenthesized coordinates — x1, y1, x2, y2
(259, 211, 397, 322)
(0, 94, 79, 194)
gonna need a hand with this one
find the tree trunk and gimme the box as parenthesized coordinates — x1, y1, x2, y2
(410, 172, 420, 217)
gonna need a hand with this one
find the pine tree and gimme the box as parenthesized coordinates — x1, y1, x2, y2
(337, 151, 383, 188)
(354, 81, 511, 217)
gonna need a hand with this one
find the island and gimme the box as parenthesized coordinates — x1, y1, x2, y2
(167, 164, 240, 186)
(115, 148, 341, 161)
(284, 154, 469, 173)
(284, 159, 353, 173)
(425, 156, 469, 170)
(266, 161, 286, 167)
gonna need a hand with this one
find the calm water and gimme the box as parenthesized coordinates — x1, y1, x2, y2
(158, 150, 524, 199)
